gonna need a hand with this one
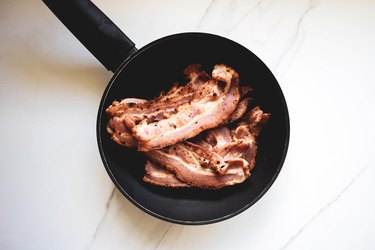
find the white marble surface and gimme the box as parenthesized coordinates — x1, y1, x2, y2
(1, 0, 375, 249)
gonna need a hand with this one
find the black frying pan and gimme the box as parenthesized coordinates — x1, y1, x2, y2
(43, 0, 289, 225)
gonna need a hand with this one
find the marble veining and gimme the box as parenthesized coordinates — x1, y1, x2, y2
(223, 0, 263, 34)
(87, 187, 116, 250)
(197, 0, 265, 34)
(280, 165, 370, 250)
(273, 0, 319, 75)
(197, 0, 217, 29)
(154, 224, 173, 250)
(154, 224, 185, 249)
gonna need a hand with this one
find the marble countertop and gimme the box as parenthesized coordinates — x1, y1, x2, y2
(1, 0, 375, 249)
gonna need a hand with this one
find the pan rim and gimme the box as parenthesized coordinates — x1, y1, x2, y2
(96, 32, 290, 225)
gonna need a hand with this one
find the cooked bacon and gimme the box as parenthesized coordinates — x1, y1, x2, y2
(107, 117, 137, 147)
(144, 106, 270, 188)
(143, 161, 189, 187)
(189, 138, 213, 151)
(106, 98, 146, 147)
(146, 148, 248, 189)
(204, 126, 232, 151)
(106, 64, 240, 152)
(108, 80, 249, 147)
(105, 64, 271, 189)
(130, 65, 240, 151)
(223, 97, 251, 124)
(182, 142, 226, 173)
(106, 65, 212, 148)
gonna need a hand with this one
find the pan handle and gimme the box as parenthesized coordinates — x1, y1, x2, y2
(42, 0, 137, 72)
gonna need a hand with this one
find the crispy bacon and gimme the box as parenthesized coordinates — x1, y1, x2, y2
(106, 64, 240, 152)
(145, 148, 248, 189)
(143, 107, 270, 189)
(105, 64, 271, 189)
(143, 161, 189, 188)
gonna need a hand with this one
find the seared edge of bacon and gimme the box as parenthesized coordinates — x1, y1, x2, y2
(143, 161, 189, 188)
(145, 148, 248, 189)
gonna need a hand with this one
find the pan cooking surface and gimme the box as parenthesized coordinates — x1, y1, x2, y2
(97, 33, 289, 224)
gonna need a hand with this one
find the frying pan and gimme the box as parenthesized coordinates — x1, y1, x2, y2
(43, 0, 289, 225)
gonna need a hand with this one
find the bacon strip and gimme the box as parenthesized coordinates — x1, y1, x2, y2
(106, 64, 240, 152)
(143, 161, 189, 188)
(146, 148, 248, 189)
(143, 106, 270, 189)
(105, 64, 271, 189)
(133, 65, 240, 151)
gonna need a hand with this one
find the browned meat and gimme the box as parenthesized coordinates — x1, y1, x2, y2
(106, 64, 271, 189)
(143, 161, 189, 188)
(144, 106, 270, 189)
(113, 86, 249, 149)
(106, 65, 211, 148)
(180, 141, 226, 173)
(107, 121, 137, 147)
(106, 64, 240, 152)
(106, 98, 147, 147)
(204, 126, 232, 151)
(146, 147, 248, 189)
(134, 65, 240, 151)
(223, 97, 251, 124)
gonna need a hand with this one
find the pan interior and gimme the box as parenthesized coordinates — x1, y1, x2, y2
(97, 33, 289, 224)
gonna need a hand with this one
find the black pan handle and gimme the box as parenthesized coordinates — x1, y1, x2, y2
(42, 0, 137, 72)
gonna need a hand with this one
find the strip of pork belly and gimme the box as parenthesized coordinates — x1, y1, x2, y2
(107, 80, 217, 147)
(145, 148, 248, 189)
(144, 106, 267, 185)
(143, 161, 189, 188)
(132, 65, 240, 151)
(202, 127, 254, 174)
(106, 98, 148, 147)
(123, 80, 221, 128)
(144, 106, 269, 179)
(107, 64, 243, 129)
(199, 106, 269, 173)
(143, 106, 270, 188)
(106, 65, 244, 150)
(181, 142, 226, 173)
(109, 78, 221, 127)
(136, 92, 249, 151)
(106, 70, 216, 147)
